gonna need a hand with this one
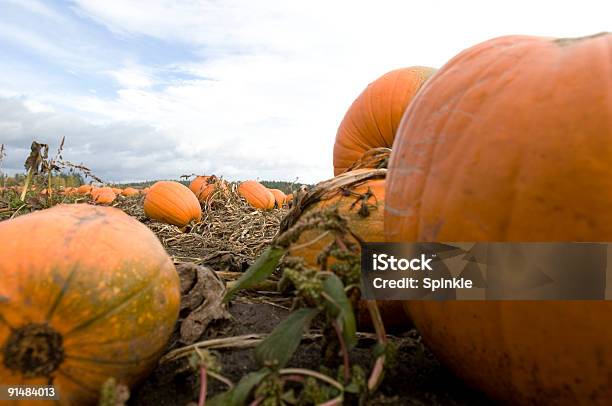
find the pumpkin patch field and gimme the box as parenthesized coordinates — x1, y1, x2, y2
(0, 170, 489, 406)
(1, 27, 612, 406)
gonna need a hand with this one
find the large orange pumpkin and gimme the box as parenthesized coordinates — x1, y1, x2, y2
(333, 66, 436, 176)
(284, 169, 407, 329)
(144, 181, 202, 228)
(268, 188, 287, 208)
(238, 181, 275, 210)
(385, 33, 612, 404)
(0, 204, 180, 405)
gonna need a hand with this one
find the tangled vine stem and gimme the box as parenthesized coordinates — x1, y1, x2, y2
(279, 368, 344, 392)
(346, 147, 391, 172)
(333, 320, 350, 383)
(198, 364, 207, 406)
(366, 300, 387, 391)
(278, 167, 386, 233)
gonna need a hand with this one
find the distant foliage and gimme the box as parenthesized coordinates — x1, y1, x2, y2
(2, 172, 85, 187)
(118, 179, 311, 194)
(260, 180, 310, 194)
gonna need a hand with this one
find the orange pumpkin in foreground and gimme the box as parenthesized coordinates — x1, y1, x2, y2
(385, 33, 612, 404)
(333, 66, 436, 176)
(0, 204, 180, 405)
(238, 181, 275, 209)
(268, 188, 287, 207)
(144, 181, 202, 228)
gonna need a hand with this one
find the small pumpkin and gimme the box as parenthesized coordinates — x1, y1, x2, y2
(189, 176, 211, 195)
(61, 187, 77, 196)
(268, 188, 287, 208)
(238, 181, 275, 210)
(112, 187, 123, 194)
(333, 66, 436, 176)
(189, 176, 227, 203)
(144, 181, 202, 228)
(90, 186, 111, 199)
(121, 187, 139, 197)
(93, 190, 116, 205)
(0, 204, 180, 405)
(77, 185, 92, 195)
(385, 33, 612, 404)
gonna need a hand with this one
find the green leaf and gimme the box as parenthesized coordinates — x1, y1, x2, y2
(224, 246, 285, 302)
(323, 274, 357, 351)
(208, 368, 271, 406)
(255, 307, 319, 368)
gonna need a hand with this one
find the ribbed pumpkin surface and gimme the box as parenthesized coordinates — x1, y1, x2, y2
(238, 181, 274, 209)
(268, 189, 287, 207)
(333, 66, 436, 175)
(0, 204, 180, 405)
(144, 181, 202, 227)
(385, 33, 612, 404)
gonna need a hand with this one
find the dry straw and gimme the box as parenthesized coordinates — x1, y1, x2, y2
(117, 179, 287, 272)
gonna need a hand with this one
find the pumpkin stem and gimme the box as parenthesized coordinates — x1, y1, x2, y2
(3, 323, 64, 378)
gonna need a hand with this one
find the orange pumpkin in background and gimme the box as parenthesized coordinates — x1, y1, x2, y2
(61, 187, 77, 196)
(238, 181, 275, 209)
(268, 188, 287, 207)
(77, 185, 92, 195)
(0, 204, 180, 405)
(93, 189, 116, 205)
(189, 176, 211, 195)
(90, 187, 111, 199)
(189, 176, 227, 203)
(385, 33, 612, 404)
(144, 181, 201, 228)
(333, 66, 436, 176)
(112, 187, 123, 194)
(121, 187, 139, 197)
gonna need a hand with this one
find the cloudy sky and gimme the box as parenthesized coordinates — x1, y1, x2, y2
(0, 1, 609, 183)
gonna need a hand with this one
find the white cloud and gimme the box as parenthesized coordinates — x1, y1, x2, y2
(2, 1, 610, 182)
(2, 0, 66, 23)
(107, 66, 155, 89)
(23, 99, 55, 113)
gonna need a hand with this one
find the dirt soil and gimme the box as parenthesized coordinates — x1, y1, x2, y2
(130, 299, 491, 406)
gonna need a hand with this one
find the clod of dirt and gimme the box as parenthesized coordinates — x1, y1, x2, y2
(176, 263, 232, 344)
